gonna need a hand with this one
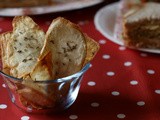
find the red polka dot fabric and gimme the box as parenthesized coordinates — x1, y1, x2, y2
(1, 2, 160, 120)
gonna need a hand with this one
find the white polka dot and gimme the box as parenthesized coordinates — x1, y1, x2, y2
(155, 90, 160, 94)
(130, 80, 138, 85)
(147, 69, 155, 74)
(99, 39, 106, 44)
(137, 101, 145, 106)
(87, 81, 96, 86)
(91, 102, 100, 107)
(119, 46, 126, 50)
(27, 107, 33, 112)
(0, 104, 7, 109)
(11, 95, 15, 103)
(106, 71, 115, 76)
(89, 64, 92, 68)
(69, 115, 78, 120)
(124, 61, 132, 66)
(79, 21, 85, 25)
(140, 53, 148, 57)
(2, 83, 6, 88)
(102, 54, 110, 59)
(21, 116, 30, 120)
(78, 21, 88, 25)
(117, 114, 126, 119)
(111, 91, 120, 96)
(45, 22, 50, 26)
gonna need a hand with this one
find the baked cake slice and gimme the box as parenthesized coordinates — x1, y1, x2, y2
(122, 2, 160, 49)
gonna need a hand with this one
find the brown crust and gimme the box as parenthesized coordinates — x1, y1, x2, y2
(39, 17, 86, 61)
(83, 34, 99, 66)
(39, 17, 87, 78)
(12, 16, 43, 32)
(30, 52, 54, 81)
(8, 16, 45, 78)
(0, 32, 12, 73)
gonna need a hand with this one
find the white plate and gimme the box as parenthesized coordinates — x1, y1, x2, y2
(94, 2, 160, 54)
(0, 0, 103, 16)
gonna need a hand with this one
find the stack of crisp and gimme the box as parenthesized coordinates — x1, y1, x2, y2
(0, 16, 99, 109)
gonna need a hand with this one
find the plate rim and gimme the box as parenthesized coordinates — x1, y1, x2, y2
(0, 0, 104, 16)
(94, 2, 121, 45)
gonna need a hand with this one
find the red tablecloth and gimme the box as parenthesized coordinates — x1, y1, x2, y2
(1, 1, 160, 120)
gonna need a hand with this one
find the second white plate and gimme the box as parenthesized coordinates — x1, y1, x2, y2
(0, 0, 104, 16)
(94, 2, 160, 54)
